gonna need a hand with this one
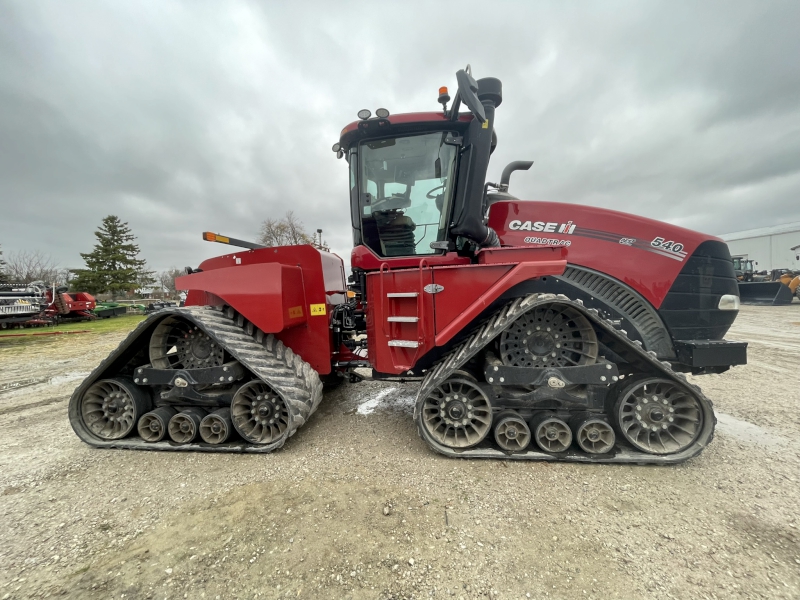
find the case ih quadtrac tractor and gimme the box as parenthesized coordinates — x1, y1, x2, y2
(69, 67, 747, 464)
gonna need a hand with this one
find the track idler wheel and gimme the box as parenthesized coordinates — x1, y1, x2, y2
(531, 412, 573, 453)
(79, 378, 151, 440)
(571, 414, 615, 454)
(168, 408, 207, 443)
(421, 377, 492, 449)
(231, 381, 290, 444)
(493, 410, 531, 452)
(614, 377, 704, 455)
(199, 408, 234, 444)
(138, 407, 177, 442)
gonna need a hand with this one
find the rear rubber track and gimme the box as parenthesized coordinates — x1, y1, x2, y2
(68, 305, 323, 453)
(413, 293, 716, 465)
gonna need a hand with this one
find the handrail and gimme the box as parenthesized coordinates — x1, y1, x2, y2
(379, 262, 390, 337)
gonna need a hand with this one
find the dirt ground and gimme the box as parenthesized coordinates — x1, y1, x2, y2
(1, 306, 799, 600)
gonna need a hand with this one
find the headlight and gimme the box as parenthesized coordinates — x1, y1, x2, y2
(718, 294, 740, 310)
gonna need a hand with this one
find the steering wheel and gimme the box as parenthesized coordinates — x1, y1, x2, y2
(426, 184, 446, 199)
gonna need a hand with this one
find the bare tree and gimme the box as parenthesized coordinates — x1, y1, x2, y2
(258, 211, 314, 247)
(5, 250, 62, 285)
(159, 267, 184, 297)
(0, 244, 8, 284)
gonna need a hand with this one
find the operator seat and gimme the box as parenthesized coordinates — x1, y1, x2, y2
(374, 211, 417, 256)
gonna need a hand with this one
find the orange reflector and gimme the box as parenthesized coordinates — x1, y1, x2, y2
(347, 290, 356, 298)
(202, 232, 230, 244)
(439, 86, 448, 95)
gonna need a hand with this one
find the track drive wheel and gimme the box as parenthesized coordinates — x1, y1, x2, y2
(614, 377, 704, 455)
(149, 316, 224, 369)
(231, 381, 290, 444)
(499, 303, 598, 368)
(79, 378, 151, 440)
(421, 377, 492, 449)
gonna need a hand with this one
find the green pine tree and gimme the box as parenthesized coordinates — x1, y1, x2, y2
(71, 216, 154, 298)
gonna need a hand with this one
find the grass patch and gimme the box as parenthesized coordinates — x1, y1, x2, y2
(0, 316, 146, 353)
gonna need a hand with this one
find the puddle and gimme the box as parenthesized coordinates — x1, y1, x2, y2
(49, 372, 91, 386)
(716, 412, 794, 450)
(357, 388, 397, 415)
(356, 388, 416, 415)
(0, 371, 90, 394)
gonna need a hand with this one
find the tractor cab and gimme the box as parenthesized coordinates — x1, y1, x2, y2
(336, 67, 507, 264)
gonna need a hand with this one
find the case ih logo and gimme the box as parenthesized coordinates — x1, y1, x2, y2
(508, 220, 577, 234)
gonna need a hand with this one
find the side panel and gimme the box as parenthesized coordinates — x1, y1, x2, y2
(489, 200, 715, 308)
(366, 268, 434, 374)
(366, 257, 566, 375)
(177, 263, 307, 333)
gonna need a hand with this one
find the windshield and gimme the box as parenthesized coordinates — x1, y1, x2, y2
(358, 132, 457, 257)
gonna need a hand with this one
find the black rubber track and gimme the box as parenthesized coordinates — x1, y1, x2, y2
(413, 293, 716, 464)
(68, 306, 323, 453)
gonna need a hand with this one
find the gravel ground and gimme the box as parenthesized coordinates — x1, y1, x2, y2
(1, 305, 799, 600)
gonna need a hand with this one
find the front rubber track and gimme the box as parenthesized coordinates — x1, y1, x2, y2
(413, 293, 716, 465)
(68, 306, 323, 453)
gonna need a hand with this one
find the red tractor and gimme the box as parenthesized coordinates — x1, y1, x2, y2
(70, 67, 746, 464)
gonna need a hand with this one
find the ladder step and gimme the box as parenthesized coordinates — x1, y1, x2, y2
(388, 340, 420, 348)
(387, 316, 419, 323)
(387, 292, 419, 298)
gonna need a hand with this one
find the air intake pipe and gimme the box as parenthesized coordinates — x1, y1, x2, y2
(450, 76, 503, 248)
(499, 161, 533, 192)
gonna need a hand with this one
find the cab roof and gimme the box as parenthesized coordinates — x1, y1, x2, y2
(338, 111, 474, 151)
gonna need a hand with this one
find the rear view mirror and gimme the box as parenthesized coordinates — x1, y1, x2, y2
(456, 69, 486, 123)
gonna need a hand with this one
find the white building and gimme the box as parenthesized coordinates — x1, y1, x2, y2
(721, 222, 800, 272)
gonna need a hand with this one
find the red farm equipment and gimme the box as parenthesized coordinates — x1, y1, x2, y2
(46, 287, 97, 321)
(69, 67, 746, 464)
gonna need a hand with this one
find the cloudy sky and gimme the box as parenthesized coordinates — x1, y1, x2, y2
(1, 1, 799, 273)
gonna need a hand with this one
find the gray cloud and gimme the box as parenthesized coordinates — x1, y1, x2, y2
(1, 0, 799, 273)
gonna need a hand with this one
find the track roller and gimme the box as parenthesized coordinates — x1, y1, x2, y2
(137, 407, 177, 442)
(168, 407, 207, 443)
(530, 412, 572, 453)
(571, 414, 615, 454)
(493, 410, 531, 452)
(78, 378, 151, 440)
(231, 381, 290, 444)
(199, 408, 234, 444)
(421, 376, 493, 449)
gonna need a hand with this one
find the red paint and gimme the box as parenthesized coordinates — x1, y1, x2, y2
(365, 258, 566, 374)
(177, 245, 346, 374)
(488, 201, 715, 307)
(351, 244, 471, 271)
(365, 266, 435, 373)
(44, 290, 97, 319)
(339, 112, 473, 139)
(433, 259, 567, 346)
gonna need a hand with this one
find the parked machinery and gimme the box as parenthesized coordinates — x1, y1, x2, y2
(70, 67, 747, 463)
(0, 282, 49, 328)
